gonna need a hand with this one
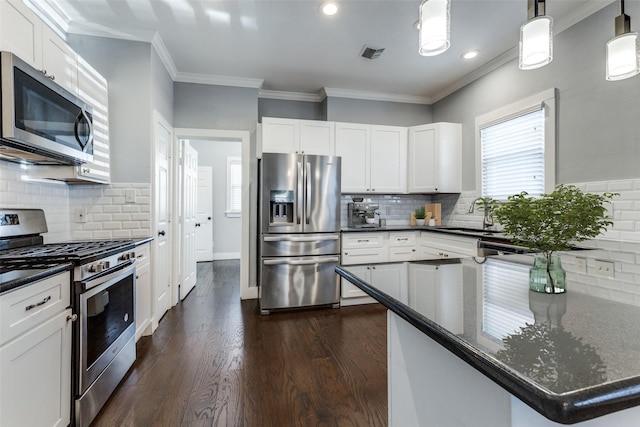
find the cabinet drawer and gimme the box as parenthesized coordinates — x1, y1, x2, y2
(389, 232, 417, 247)
(135, 243, 151, 267)
(0, 272, 71, 346)
(342, 233, 385, 249)
(389, 247, 417, 262)
(342, 248, 386, 265)
(420, 232, 479, 257)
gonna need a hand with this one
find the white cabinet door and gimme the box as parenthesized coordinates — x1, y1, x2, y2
(408, 263, 438, 317)
(299, 120, 335, 155)
(335, 122, 370, 193)
(370, 263, 407, 303)
(0, 309, 72, 427)
(0, 0, 43, 68)
(135, 244, 152, 341)
(262, 117, 299, 154)
(370, 125, 407, 193)
(408, 123, 461, 193)
(341, 265, 369, 299)
(41, 25, 78, 95)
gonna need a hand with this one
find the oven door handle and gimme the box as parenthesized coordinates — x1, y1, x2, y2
(80, 260, 136, 291)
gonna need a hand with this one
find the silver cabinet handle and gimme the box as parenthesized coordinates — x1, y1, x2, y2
(26, 296, 51, 311)
(357, 239, 370, 243)
(264, 256, 339, 266)
(264, 235, 339, 242)
(67, 314, 78, 322)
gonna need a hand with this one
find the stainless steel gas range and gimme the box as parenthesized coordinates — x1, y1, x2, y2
(0, 209, 137, 427)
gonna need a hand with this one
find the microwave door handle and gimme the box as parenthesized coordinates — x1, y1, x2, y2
(297, 161, 303, 225)
(74, 109, 93, 151)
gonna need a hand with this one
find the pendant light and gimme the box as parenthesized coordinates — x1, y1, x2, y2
(418, 0, 451, 56)
(519, 0, 553, 70)
(606, 0, 640, 81)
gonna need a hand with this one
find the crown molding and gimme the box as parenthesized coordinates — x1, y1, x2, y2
(258, 90, 324, 102)
(175, 72, 264, 89)
(323, 87, 432, 105)
(151, 33, 177, 80)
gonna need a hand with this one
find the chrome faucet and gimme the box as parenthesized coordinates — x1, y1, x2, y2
(469, 197, 494, 230)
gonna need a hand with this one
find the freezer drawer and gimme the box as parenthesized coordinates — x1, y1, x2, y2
(260, 255, 340, 313)
(261, 233, 340, 257)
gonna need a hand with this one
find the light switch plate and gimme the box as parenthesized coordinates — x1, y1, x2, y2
(125, 189, 136, 203)
(575, 256, 587, 274)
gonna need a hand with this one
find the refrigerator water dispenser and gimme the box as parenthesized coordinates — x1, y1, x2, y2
(270, 190, 294, 225)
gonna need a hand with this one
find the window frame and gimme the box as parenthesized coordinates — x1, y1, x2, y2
(475, 88, 557, 200)
(226, 156, 242, 217)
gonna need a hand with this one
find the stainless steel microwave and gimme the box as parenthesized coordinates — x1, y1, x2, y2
(0, 51, 93, 165)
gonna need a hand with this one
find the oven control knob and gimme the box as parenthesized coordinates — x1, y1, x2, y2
(89, 261, 110, 273)
(118, 251, 135, 261)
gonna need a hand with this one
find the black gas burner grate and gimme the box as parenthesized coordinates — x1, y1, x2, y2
(0, 240, 134, 262)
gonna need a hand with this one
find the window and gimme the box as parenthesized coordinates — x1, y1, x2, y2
(226, 156, 242, 217)
(476, 89, 556, 200)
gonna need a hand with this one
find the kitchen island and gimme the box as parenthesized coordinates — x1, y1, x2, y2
(336, 241, 640, 426)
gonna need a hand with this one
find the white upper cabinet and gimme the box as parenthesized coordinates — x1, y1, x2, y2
(408, 123, 461, 193)
(335, 123, 407, 193)
(261, 117, 335, 155)
(41, 25, 78, 95)
(370, 125, 407, 193)
(0, 0, 78, 95)
(0, 0, 42, 68)
(335, 122, 370, 192)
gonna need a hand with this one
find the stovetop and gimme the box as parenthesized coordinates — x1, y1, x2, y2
(0, 240, 135, 264)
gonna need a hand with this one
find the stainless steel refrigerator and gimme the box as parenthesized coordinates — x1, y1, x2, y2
(259, 153, 341, 314)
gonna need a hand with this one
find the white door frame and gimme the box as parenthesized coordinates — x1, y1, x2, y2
(173, 128, 256, 300)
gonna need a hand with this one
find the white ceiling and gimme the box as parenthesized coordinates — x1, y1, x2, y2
(29, 0, 615, 103)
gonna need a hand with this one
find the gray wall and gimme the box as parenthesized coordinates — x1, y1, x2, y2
(258, 99, 325, 121)
(68, 36, 153, 183)
(326, 97, 433, 126)
(432, 2, 640, 190)
(190, 139, 242, 258)
(173, 83, 259, 131)
(151, 48, 174, 125)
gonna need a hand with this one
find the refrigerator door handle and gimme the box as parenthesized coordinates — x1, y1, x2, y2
(306, 161, 311, 225)
(297, 161, 303, 225)
(263, 256, 339, 266)
(264, 235, 340, 242)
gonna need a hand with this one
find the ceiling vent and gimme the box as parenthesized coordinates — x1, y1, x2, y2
(360, 46, 385, 60)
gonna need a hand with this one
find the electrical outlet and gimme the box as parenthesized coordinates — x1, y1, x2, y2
(75, 208, 87, 223)
(594, 260, 615, 278)
(575, 256, 587, 274)
(125, 189, 136, 203)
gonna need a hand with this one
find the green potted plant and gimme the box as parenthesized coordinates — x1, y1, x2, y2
(414, 206, 426, 226)
(491, 184, 617, 293)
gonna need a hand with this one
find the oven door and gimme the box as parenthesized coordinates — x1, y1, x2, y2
(77, 262, 135, 394)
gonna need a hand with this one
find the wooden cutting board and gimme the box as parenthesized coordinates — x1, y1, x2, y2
(425, 203, 441, 225)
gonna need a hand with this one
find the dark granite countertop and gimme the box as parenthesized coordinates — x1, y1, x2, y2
(342, 225, 507, 239)
(0, 263, 73, 295)
(336, 242, 640, 424)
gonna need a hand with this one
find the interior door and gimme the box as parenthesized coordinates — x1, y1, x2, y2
(196, 166, 214, 262)
(181, 141, 198, 300)
(154, 112, 172, 327)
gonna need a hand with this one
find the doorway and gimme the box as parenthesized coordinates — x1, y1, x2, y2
(173, 128, 255, 300)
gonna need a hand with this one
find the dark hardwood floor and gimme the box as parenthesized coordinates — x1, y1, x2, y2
(92, 260, 388, 427)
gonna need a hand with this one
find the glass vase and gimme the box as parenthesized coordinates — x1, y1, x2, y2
(529, 253, 566, 294)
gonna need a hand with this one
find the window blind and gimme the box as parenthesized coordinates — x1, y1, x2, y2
(480, 108, 545, 200)
(227, 157, 242, 214)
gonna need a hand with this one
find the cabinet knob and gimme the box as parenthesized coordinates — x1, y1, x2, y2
(344, 252, 348, 255)
(49, 75, 55, 81)
(372, 266, 376, 269)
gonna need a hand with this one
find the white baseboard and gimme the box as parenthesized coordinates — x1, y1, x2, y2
(212, 252, 241, 260)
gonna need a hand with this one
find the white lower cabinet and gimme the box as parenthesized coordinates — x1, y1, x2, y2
(408, 262, 463, 334)
(0, 272, 72, 427)
(135, 243, 152, 341)
(341, 263, 407, 306)
(419, 232, 479, 260)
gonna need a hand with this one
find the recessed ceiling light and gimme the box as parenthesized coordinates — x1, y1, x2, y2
(462, 50, 479, 59)
(321, 1, 338, 16)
